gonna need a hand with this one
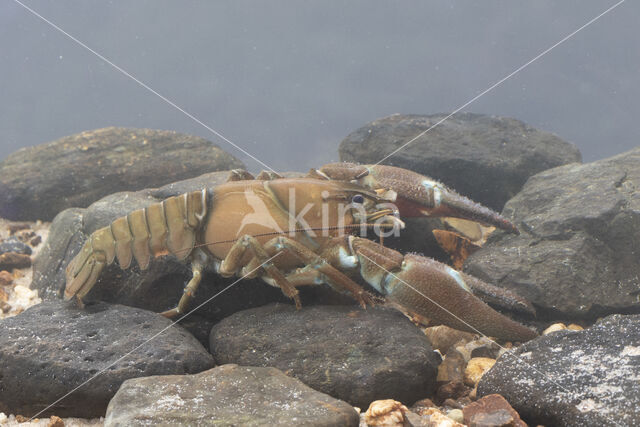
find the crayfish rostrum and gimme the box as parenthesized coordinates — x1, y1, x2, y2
(65, 163, 538, 341)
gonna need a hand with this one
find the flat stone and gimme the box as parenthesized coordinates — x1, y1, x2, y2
(0, 300, 214, 418)
(0, 127, 244, 221)
(210, 304, 440, 408)
(104, 364, 359, 427)
(477, 314, 640, 426)
(339, 113, 581, 211)
(465, 147, 640, 319)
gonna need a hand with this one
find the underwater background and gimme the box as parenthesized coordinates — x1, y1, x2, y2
(1, 1, 639, 170)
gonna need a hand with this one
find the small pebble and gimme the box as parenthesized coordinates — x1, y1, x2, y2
(437, 347, 466, 383)
(0, 412, 6, 423)
(30, 235, 42, 246)
(0, 238, 32, 255)
(464, 357, 496, 387)
(437, 381, 469, 402)
(421, 408, 465, 427)
(442, 398, 462, 409)
(0, 271, 12, 287)
(0, 301, 11, 313)
(446, 408, 464, 423)
(364, 399, 408, 426)
(469, 385, 477, 400)
(543, 323, 567, 335)
(567, 323, 584, 331)
(48, 415, 65, 427)
(423, 325, 476, 354)
(0, 252, 31, 270)
(7, 223, 30, 234)
(462, 393, 526, 427)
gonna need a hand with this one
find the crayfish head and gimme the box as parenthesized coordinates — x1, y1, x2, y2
(264, 178, 402, 237)
(316, 162, 519, 234)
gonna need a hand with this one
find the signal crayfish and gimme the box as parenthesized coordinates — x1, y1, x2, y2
(65, 162, 538, 341)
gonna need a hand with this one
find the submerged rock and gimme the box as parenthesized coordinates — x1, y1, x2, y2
(339, 113, 581, 211)
(104, 364, 359, 427)
(0, 127, 244, 221)
(477, 314, 640, 426)
(209, 304, 440, 408)
(465, 147, 640, 319)
(0, 300, 214, 418)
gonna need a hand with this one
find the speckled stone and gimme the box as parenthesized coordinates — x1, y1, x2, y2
(478, 314, 640, 426)
(0, 300, 214, 418)
(104, 364, 359, 426)
(0, 127, 244, 221)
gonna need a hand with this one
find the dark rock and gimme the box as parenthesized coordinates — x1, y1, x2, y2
(0, 127, 244, 221)
(0, 300, 214, 418)
(477, 314, 640, 426)
(463, 394, 526, 427)
(31, 171, 301, 323)
(0, 252, 31, 270)
(104, 364, 359, 427)
(465, 147, 640, 319)
(0, 237, 32, 255)
(209, 304, 440, 408)
(339, 113, 581, 211)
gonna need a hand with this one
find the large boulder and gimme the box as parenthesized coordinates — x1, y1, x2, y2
(209, 304, 441, 408)
(478, 314, 640, 426)
(339, 113, 581, 211)
(105, 365, 359, 426)
(464, 147, 640, 319)
(0, 301, 214, 418)
(0, 127, 244, 221)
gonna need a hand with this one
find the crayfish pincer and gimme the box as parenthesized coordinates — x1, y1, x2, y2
(65, 164, 537, 342)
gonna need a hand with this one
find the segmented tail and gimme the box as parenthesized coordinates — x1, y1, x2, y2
(65, 189, 207, 300)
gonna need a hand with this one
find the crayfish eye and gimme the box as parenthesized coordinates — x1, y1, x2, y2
(352, 194, 364, 204)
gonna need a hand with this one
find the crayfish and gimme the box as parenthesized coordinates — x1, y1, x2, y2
(65, 163, 538, 341)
